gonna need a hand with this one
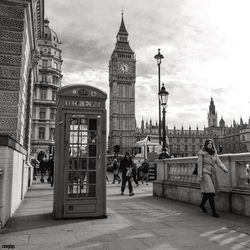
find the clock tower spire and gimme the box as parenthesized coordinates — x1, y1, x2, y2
(109, 13, 136, 155)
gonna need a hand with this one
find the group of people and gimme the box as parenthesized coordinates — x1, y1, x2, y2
(110, 153, 150, 196)
(112, 138, 229, 219)
(36, 154, 54, 187)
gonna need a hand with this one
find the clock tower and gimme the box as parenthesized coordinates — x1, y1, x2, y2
(109, 13, 136, 154)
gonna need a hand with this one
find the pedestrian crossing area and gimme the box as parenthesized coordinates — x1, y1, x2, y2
(200, 226, 250, 250)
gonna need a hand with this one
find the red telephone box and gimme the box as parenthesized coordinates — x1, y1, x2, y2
(53, 84, 107, 218)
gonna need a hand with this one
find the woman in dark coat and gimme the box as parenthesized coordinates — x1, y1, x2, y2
(197, 139, 228, 217)
(119, 152, 134, 196)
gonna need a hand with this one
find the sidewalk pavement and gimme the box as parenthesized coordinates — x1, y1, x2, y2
(1, 173, 250, 250)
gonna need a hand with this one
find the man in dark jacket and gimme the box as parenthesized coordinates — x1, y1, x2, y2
(119, 152, 134, 196)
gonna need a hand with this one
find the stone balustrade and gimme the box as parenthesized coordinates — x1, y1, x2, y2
(153, 153, 250, 216)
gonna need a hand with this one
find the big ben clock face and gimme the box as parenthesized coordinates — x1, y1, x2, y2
(119, 63, 129, 74)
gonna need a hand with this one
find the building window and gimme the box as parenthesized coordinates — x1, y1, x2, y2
(192, 145, 196, 152)
(52, 90, 57, 101)
(49, 128, 55, 141)
(52, 75, 59, 85)
(42, 59, 48, 68)
(40, 87, 47, 100)
(50, 108, 55, 120)
(185, 145, 188, 151)
(53, 62, 58, 69)
(39, 127, 45, 139)
(177, 138, 180, 143)
(192, 138, 195, 143)
(42, 74, 47, 82)
(39, 108, 46, 119)
(185, 138, 188, 143)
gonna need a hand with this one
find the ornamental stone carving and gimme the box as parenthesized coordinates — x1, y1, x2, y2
(0, 117, 18, 130)
(0, 66, 20, 79)
(0, 41, 22, 54)
(0, 17, 24, 32)
(0, 54, 21, 66)
(0, 80, 20, 91)
(0, 105, 18, 114)
(0, 30, 23, 42)
(0, 91, 19, 104)
(0, 3, 24, 19)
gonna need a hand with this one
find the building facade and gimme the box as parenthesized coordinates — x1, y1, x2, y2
(109, 14, 136, 155)
(31, 18, 63, 159)
(0, 0, 40, 157)
(0, 0, 42, 228)
(136, 98, 250, 157)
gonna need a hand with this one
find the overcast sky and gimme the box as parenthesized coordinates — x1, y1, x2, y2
(46, 0, 250, 129)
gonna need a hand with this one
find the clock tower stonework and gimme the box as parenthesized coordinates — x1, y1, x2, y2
(109, 14, 136, 154)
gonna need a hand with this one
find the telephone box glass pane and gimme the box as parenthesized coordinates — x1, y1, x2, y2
(89, 145, 96, 157)
(68, 185, 77, 198)
(73, 159, 78, 170)
(68, 159, 73, 169)
(79, 145, 87, 157)
(70, 131, 78, 144)
(68, 171, 74, 183)
(88, 185, 96, 197)
(70, 146, 78, 157)
(89, 119, 97, 130)
(89, 131, 97, 143)
(79, 158, 87, 169)
(89, 158, 96, 169)
(79, 131, 88, 144)
(89, 172, 96, 184)
(70, 118, 78, 130)
(79, 171, 87, 184)
(79, 118, 88, 130)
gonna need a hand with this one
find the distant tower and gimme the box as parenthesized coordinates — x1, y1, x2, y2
(31, 18, 63, 158)
(208, 97, 218, 127)
(109, 13, 136, 154)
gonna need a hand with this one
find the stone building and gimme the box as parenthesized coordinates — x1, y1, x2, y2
(0, 0, 41, 228)
(31, 18, 63, 159)
(135, 98, 250, 157)
(108, 14, 136, 154)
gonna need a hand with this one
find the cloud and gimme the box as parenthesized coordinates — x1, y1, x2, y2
(45, 0, 250, 130)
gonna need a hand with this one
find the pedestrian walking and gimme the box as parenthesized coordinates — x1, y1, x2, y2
(141, 159, 149, 185)
(120, 152, 134, 196)
(47, 154, 54, 187)
(39, 157, 46, 183)
(131, 158, 139, 187)
(112, 159, 121, 184)
(197, 139, 228, 218)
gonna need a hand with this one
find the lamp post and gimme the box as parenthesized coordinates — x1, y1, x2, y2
(154, 49, 164, 145)
(158, 83, 169, 159)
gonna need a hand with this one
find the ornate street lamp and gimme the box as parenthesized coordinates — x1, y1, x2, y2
(158, 83, 170, 159)
(154, 49, 164, 145)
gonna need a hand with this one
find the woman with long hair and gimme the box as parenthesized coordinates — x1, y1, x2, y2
(197, 139, 228, 218)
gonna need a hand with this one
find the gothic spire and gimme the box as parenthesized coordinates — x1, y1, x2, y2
(118, 11, 128, 36)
